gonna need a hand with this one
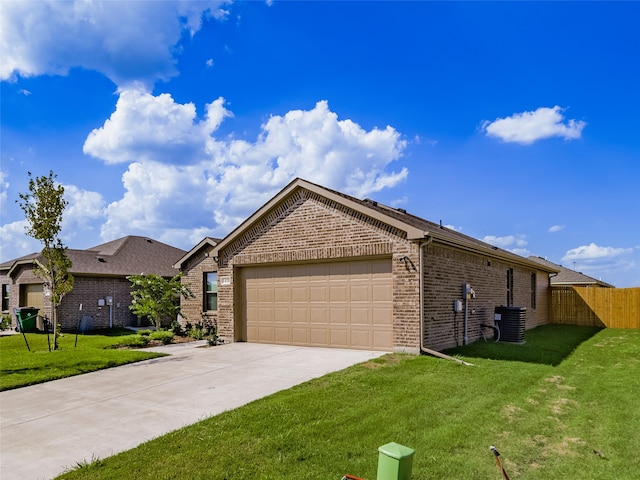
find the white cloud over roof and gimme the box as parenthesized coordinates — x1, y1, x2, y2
(84, 92, 408, 243)
(562, 242, 633, 261)
(482, 106, 586, 145)
(0, 0, 229, 88)
(483, 234, 530, 257)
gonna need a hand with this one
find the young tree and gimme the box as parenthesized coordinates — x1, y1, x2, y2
(128, 273, 194, 330)
(18, 171, 74, 350)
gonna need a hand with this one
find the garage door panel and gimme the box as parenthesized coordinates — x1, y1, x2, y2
(330, 307, 348, 324)
(258, 326, 274, 342)
(330, 285, 348, 301)
(373, 307, 393, 324)
(350, 329, 372, 349)
(291, 287, 308, 302)
(246, 286, 258, 303)
(350, 308, 370, 325)
(330, 329, 349, 347)
(274, 287, 290, 302)
(310, 307, 327, 323)
(350, 284, 370, 301)
(292, 327, 309, 344)
(244, 258, 392, 351)
(373, 284, 392, 301)
(309, 286, 327, 302)
(373, 330, 393, 349)
(291, 307, 308, 323)
(310, 328, 328, 345)
(275, 327, 291, 343)
(258, 307, 274, 322)
(275, 306, 291, 320)
(258, 288, 274, 302)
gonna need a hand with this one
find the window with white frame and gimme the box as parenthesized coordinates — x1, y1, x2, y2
(204, 272, 218, 311)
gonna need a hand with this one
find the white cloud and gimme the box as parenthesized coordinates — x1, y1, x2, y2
(0, 0, 229, 88)
(61, 184, 106, 241)
(548, 224, 565, 233)
(83, 89, 231, 164)
(483, 234, 529, 257)
(0, 170, 9, 215)
(87, 94, 408, 242)
(562, 242, 633, 261)
(0, 220, 41, 261)
(483, 234, 528, 249)
(482, 106, 586, 145)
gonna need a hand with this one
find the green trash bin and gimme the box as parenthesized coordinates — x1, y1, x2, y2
(377, 442, 415, 480)
(15, 307, 39, 333)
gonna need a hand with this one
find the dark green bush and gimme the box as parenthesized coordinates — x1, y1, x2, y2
(149, 330, 174, 345)
(1, 314, 12, 331)
(115, 335, 150, 348)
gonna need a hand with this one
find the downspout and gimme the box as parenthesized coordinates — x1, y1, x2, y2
(548, 272, 558, 323)
(418, 237, 473, 366)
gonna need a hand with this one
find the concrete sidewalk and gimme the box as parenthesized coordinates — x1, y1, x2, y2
(0, 342, 385, 479)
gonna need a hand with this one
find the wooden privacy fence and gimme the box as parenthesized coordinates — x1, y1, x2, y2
(550, 286, 640, 328)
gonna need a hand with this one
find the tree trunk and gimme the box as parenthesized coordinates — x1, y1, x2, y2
(52, 305, 59, 350)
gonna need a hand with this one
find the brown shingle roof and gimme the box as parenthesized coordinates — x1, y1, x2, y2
(2, 236, 185, 278)
(527, 256, 615, 287)
(213, 178, 558, 273)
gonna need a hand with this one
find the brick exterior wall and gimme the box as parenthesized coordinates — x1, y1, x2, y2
(422, 243, 550, 350)
(185, 186, 550, 353)
(57, 277, 138, 330)
(1, 265, 152, 330)
(179, 243, 218, 327)
(216, 188, 422, 352)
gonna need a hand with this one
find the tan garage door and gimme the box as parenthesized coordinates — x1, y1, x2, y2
(21, 284, 44, 312)
(242, 258, 393, 351)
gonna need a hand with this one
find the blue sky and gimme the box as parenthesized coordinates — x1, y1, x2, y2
(1, 1, 639, 287)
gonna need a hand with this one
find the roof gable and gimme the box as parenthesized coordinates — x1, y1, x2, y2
(173, 237, 221, 269)
(213, 178, 557, 272)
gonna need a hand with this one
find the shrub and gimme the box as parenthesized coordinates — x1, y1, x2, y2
(170, 320, 185, 337)
(149, 330, 174, 345)
(186, 318, 218, 345)
(115, 335, 150, 348)
(1, 314, 12, 331)
(137, 329, 154, 336)
(188, 326, 205, 340)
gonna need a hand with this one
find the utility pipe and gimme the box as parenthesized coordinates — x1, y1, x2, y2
(464, 288, 469, 346)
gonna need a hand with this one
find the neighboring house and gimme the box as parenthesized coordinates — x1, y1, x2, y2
(527, 256, 615, 288)
(173, 237, 222, 326)
(0, 236, 186, 330)
(181, 178, 557, 353)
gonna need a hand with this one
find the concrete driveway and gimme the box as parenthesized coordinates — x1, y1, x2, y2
(0, 342, 385, 480)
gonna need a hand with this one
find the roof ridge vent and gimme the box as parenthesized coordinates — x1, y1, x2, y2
(397, 208, 407, 214)
(363, 198, 378, 206)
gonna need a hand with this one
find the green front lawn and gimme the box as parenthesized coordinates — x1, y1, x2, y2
(58, 325, 640, 479)
(0, 329, 165, 391)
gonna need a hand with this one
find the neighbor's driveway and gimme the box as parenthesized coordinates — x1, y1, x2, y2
(0, 342, 385, 480)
